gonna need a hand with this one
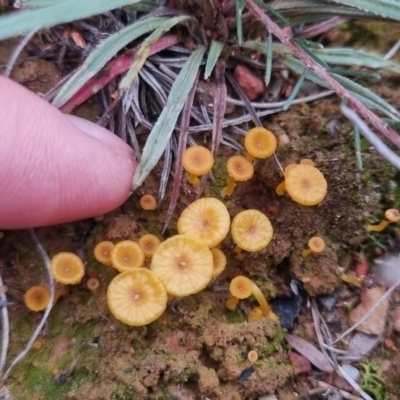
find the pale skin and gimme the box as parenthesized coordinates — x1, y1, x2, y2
(0, 76, 137, 229)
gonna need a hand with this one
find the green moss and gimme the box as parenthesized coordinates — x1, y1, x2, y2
(224, 310, 246, 324)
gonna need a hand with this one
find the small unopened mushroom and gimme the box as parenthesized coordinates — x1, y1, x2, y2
(138, 234, 161, 259)
(302, 236, 325, 258)
(231, 210, 273, 252)
(94, 241, 114, 266)
(177, 198, 230, 248)
(367, 208, 400, 232)
(221, 155, 254, 198)
(182, 145, 214, 188)
(211, 248, 227, 277)
(284, 164, 327, 206)
(111, 240, 145, 272)
(50, 252, 85, 285)
(24, 285, 50, 311)
(107, 269, 167, 326)
(151, 235, 214, 296)
(247, 350, 258, 363)
(226, 296, 239, 310)
(139, 194, 157, 210)
(244, 127, 277, 162)
(86, 277, 100, 291)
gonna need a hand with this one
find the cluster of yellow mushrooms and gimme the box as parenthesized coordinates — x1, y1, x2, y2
(22, 126, 400, 329)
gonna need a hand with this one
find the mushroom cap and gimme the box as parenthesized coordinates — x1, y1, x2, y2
(107, 269, 167, 326)
(138, 234, 161, 258)
(211, 248, 227, 277)
(245, 127, 277, 159)
(140, 194, 157, 210)
(177, 197, 230, 248)
(248, 306, 264, 321)
(24, 285, 50, 311)
(182, 145, 214, 176)
(111, 240, 145, 272)
(284, 164, 327, 206)
(226, 155, 254, 181)
(385, 208, 400, 222)
(87, 277, 100, 291)
(308, 236, 325, 252)
(150, 235, 213, 296)
(248, 350, 259, 363)
(231, 210, 273, 252)
(94, 241, 114, 265)
(229, 276, 253, 299)
(50, 252, 85, 284)
(300, 158, 314, 166)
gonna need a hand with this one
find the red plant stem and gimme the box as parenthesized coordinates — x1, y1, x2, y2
(245, 0, 400, 150)
(59, 34, 179, 113)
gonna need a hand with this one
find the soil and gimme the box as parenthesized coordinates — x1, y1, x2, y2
(1, 20, 400, 400)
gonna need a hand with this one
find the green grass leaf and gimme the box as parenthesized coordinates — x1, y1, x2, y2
(52, 16, 168, 108)
(119, 15, 193, 91)
(0, 0, 142, 40)
(204, 40, 224, 79)
(132, 45, 207, 189)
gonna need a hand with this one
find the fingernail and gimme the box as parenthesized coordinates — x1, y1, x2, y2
(66, 115, 135, 158)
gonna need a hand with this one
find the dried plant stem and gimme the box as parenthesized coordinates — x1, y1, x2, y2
(4, 29, 36, 77)
(0, 272, 9, 375)
(211, 59, 226, 154)
(246, 0, 400, 150)
(2, 230, 55, 381)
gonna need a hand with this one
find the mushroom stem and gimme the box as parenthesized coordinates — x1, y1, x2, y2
(275, 181, 286, 196)
(245, 153, 254, 163)
(187, 173, 200, 188)
(233, 245, 245, 260)
(221, 177, 236, 197)
(367, 220, 389, 232)
(251, 283, 271, 316)
(302, 248, 314, 258)
(54, 286, 69, 304)
(226, 296, 239, 310)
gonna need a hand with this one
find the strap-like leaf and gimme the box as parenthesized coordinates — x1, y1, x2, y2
(0, 0, 142, 40)
(204, 40, 224, 79)
(52, 16, 168, 108)
(132, 45, 207, 189)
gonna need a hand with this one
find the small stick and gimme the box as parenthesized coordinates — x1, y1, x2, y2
(2, 230, 55, 380)
(0, 271, 10, 374)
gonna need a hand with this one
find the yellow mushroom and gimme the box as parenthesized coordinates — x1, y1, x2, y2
(226, 296, 239, 310)
(177, 197, 230, 248)
(367, 208, 400, 232)
(107, 269, 167, 326)
(138, 234, 161, 259)
(111, 240, 145, 272)
(182, 145, 214, 188)
(231, 209, 273, 252)
(211, 247, 227, 277)
(221, 155, 254, 198)
(300, 158, 314, 166)
(229, 275, 276, 320)
(93, 241, 114, 266)
(244, 127, 277, 162)
(24, 285, 51, 311)
(150, 235, 213, 297)
(139, 194, 157, 210)
(275, 181, 286, 196)
(50, 252, 85, 285)
(302, 236, 325, 258)
(284, 164, 327, 206)
(247, 350, 259, 363)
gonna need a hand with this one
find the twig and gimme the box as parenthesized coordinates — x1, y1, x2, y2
(384, 38, 400, 60)
(4, 29, 36, 77)
(245, 0, 400, 150)
(332, 274, 400, 345)
(211, 59, 226, 154)
(2, 230, 55, 381)
(317, 381, 365, 400)
(341, 104, 400, 171)
(0, 272, 9, 374)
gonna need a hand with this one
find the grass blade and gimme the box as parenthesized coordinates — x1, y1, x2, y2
(52, 16, 168, 108)
(329, 0, 400, 21)
(132, 45, 207, 189)
(119, 15, 193, 91)
(265, 33, 273, 86)
(283, 70, 306, 110)
(0, 0, 142, 40)
(204, 40, 224, 80)
(236, 0, 246, 44)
